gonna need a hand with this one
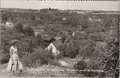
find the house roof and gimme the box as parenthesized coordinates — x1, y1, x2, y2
(52, 39, 63, 50)
(42, 35, 54, 41)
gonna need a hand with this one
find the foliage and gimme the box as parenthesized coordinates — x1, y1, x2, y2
(101, 39, 119, 77)
(79, 40, 96, 58)
(1, 12, 9, 23)
(0, 27, 24, 63)
(22, 47, 54, 67)
(0, 50, 10, 64)
(0, 9, 118, 77)
(0, 27, 36, 63)
(23, 26, 34, 36)
(63, 15, 80, 27)
(80, 15, 89, 29)
(74, 59, 105, 77)
(74, 60, 87, 70)
(14, 23, 24, 33)
(60, 38, 79, 58)
(35, 34, 47, 48)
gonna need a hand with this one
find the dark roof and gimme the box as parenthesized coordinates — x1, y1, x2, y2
(42, 35, 54, 41)
(52, 40, 63, 50)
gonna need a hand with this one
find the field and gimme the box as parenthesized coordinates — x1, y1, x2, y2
(0, 8, 119, 77)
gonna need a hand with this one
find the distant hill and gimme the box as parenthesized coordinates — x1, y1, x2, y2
(1, 8, 120, 14)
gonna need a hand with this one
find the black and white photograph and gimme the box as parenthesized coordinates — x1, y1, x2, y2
(0, 0, 119, 77)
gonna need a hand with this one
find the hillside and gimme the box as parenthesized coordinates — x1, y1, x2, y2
(0, 8, 119, 77)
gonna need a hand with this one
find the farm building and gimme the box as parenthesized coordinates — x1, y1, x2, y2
(5, 21, 14, 28)
(88, 17, 101, 22)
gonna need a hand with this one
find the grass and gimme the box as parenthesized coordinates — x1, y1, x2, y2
(0, 57, 84, 77)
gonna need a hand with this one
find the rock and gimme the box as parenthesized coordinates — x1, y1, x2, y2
(58, 60, 68, 67)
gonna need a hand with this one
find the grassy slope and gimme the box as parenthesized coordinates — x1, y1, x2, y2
(0, 57, 84, 77)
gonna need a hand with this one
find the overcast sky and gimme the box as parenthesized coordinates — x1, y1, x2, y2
(1, 0, 120, 11)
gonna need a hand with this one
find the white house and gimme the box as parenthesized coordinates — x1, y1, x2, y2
(5, 21, 14, 28)
(88, 17, 101, 22)
(62, 17, 67, 21)
(45, 38, 63, 58)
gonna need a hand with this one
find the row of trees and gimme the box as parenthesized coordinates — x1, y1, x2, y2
(1, 9, 88, 28)
(14, 23, 34, 36)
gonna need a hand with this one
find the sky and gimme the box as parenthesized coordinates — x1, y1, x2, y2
(1, 0, 120, 11)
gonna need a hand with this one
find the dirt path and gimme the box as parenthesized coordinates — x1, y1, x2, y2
(0, 58, 84, 77)
(0, 64, 83, 77)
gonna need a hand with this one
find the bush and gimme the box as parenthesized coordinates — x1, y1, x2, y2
(74, 60, 102, 77)
(22, 47, 54, 67)
(14, 23, 24, 33)
(80, 40, 96, 58)
(60, 39, 79, 58)
(102, 39, 119, 77)
(0, 51, 10, 64)
(63, 15, 80, 27)
(74, 60, 87, 71)
(1, 13, 9, 23)
(35, 34, 46, 48)
(0, 27, 38, 64)
(0, 28, 24, 64)
(23, 26, 34, 36)
(81, 71, 101, 77)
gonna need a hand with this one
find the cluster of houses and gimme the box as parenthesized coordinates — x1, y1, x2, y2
(88, 17, 101, 22)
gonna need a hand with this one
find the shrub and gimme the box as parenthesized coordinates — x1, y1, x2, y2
(80, 40, 96, 58)
(63, 15, 80, 27)
(1, 13, 9, 23)
(80, 15, 89, 29)
(74, 60, 87, 71)
(102, 39, 119, 77)
(0, 28, 24, 64)
(48, 60, 60, 66)
(22, 47, 54, 67)
(23, 26, 34, 36)
(60, 39, 79, 58)
(35, 34, 46, 48)
(17, 36, 37, 55)
(14, 23, 24, 33)
(74, 60, 102, 77)
(0, 51, 10, 64)
(81, 71, 100, 77)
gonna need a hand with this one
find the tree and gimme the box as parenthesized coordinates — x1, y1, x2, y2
(80, 15, 89, 29)
(63, 16, 80, 27)
(0, 28, 23, 64)
(101, 39, 119, 77)
(31, 14, 35, 21)
(1, 13, 9, 23)
(14, 23, 24, 33)
(23, 27, 34, 36)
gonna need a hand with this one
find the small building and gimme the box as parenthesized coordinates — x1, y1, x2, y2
(88, 17, 101, 22)
(5, 21, 14, 28)
(45, 37, 63, 57)
(34, 31, 39, 37)
(62, 17, 67, 21)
